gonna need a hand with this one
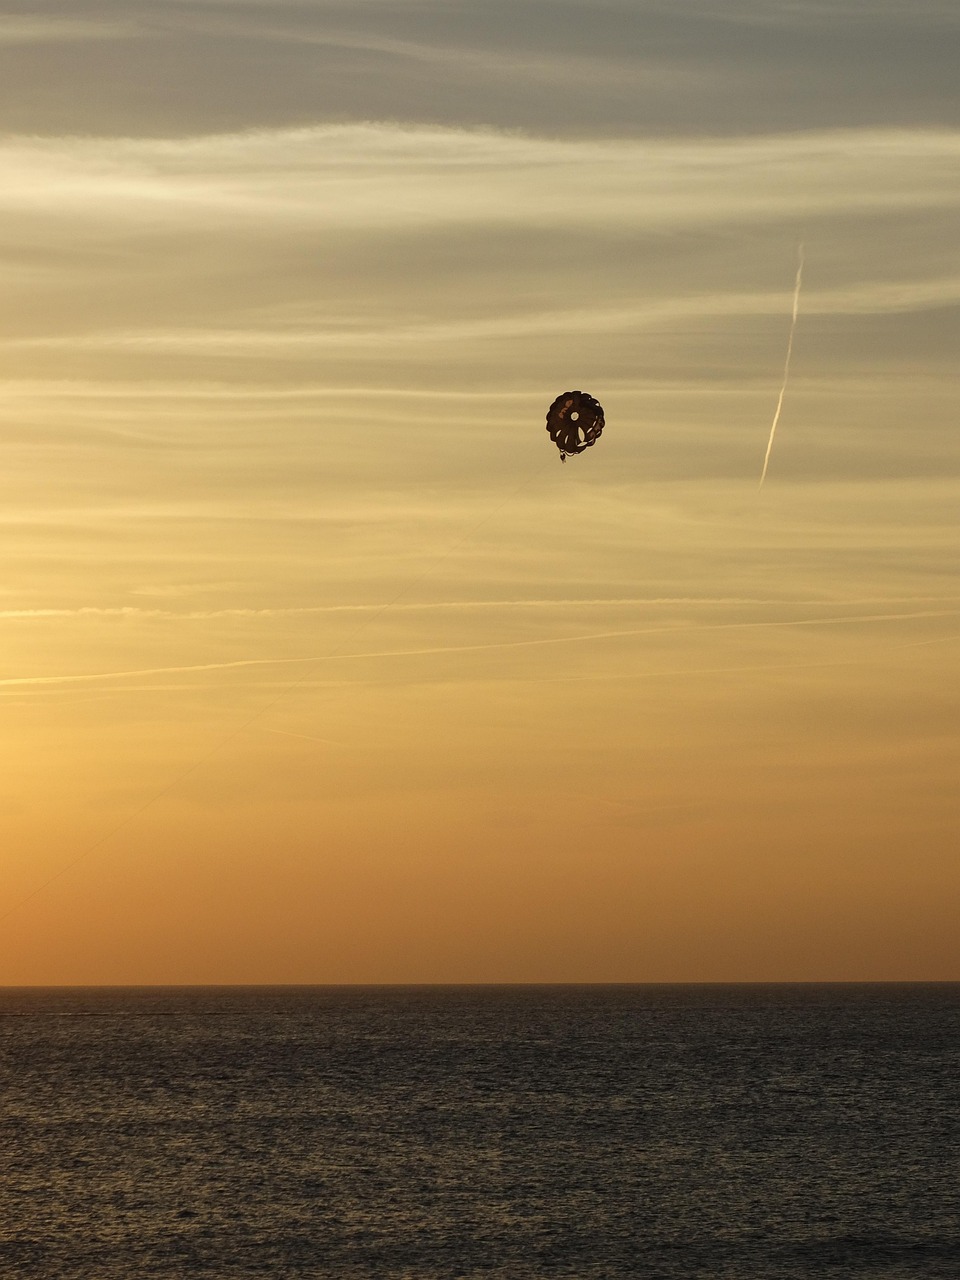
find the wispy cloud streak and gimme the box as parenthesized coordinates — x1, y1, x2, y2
(0, 16, 135, 44)
(2, 128, 959, 232)
(12, 272, 960, 357)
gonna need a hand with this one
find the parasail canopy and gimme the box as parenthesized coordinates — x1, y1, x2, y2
(545, 390, 605, 461)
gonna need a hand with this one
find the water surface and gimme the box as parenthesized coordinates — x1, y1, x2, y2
(2, 984, 958, 1277)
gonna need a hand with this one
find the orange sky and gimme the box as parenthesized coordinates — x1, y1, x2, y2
(1, 1, 958, 983)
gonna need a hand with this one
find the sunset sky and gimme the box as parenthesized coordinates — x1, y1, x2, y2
(1, 0, 957, 984)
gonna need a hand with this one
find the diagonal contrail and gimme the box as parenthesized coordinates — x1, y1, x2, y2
(3, 608, 956, 690)
(759, 242, 804, 488)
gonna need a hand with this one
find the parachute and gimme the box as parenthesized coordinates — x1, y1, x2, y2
(545, 390, 605, 461)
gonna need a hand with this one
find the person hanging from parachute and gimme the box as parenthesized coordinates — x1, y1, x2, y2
(545, 390, 605, 461)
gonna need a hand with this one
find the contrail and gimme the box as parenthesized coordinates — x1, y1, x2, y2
(759, 242, 804, 488)
(3, 608, 956, 689)
(263, 727, 350, 749)
(6, 592, 957, 623)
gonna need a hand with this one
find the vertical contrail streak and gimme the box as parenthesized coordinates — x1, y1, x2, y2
(759, 242, 804, 488)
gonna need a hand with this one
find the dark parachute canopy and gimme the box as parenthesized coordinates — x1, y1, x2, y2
(545, 390, 605, 461)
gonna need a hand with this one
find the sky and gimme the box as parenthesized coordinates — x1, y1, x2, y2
(1, 0, 958, 984)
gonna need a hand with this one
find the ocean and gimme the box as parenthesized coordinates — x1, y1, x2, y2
(1, 984, 958, 1278)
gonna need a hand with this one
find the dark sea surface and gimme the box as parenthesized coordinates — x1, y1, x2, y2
(1, 984, 958, 1279)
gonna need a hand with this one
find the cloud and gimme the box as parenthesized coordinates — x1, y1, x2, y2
(0, 17, 136, 45)
(2, 126, 958, 233)
(180, 14, 710, 104)
(5, 0, 959, 145)
(1, 123, 956, 401)
(2, 123, 956, 377)
(12, 273, 960, 356)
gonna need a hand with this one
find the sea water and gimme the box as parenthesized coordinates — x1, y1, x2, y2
(1, 984, 958, 1278)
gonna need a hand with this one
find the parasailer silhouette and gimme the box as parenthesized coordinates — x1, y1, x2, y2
(545, 390, 605, 461)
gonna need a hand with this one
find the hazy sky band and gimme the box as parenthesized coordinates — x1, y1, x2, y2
(3, 0, 959, 137)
